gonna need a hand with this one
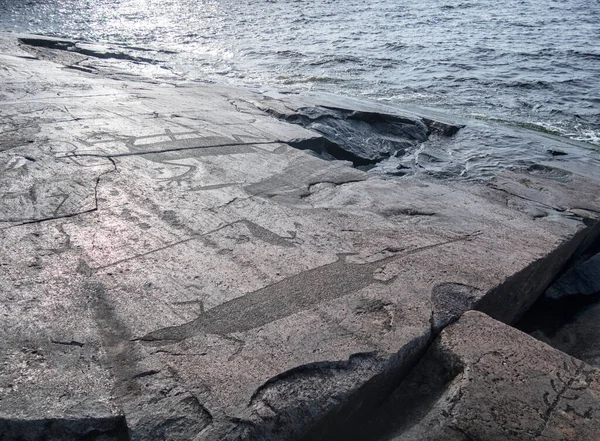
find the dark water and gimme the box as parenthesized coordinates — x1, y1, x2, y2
(1, 0, 600, 147)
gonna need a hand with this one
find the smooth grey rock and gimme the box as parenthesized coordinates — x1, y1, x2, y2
(1, 34, 600, 441)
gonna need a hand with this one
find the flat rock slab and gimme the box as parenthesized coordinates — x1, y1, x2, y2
(359, 311, 600, 441)
(1, 35, 600, 440)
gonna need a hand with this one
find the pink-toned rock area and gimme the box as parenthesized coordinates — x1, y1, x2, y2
(1, 34, 599, 441)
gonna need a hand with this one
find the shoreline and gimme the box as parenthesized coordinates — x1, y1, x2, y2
(4, 29, 600, 152)
(2, 33, 600, 440)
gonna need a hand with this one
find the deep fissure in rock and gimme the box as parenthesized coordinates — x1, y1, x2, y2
(295, 222, 600, 441)
(517, 248, 600, 367)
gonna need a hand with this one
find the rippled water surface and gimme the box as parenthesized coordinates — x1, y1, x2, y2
(1, 0, 599, 146)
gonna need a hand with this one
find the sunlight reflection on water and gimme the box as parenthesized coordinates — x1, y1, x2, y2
(0, 0, 599, 148)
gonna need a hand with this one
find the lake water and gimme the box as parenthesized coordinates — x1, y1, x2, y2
(1, 0, 599, 149)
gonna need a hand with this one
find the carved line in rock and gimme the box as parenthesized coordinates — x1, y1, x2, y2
(487, 183, 568, 213)
(138, 233, 479, 344)
(0, 157, 117, 230)
(77, 125, 270, 153)
(243, 158, 366, 200)
(155, 160, 198, 186)
(92, 220, 241, 271)
(64, 140, 284, 159)
(187, 182, 246, 192)
(91, 217, 292, 272)
(242, 219, 296, 248)
(78, 129, 214, 150)
(1, 93, 131, 106)
(536, 359, 587, 438)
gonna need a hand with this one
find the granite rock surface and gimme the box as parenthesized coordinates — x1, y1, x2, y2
(356, 311, 600, 441)
(1, 34, 600, 440)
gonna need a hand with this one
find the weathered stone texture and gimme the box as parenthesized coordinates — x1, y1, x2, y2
(1, 34, 600, 440)
(358, 311, 600, 441)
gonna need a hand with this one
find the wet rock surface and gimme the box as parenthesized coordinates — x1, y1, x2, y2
(254, 91, 600, 180)
(1, 34, 600, 440)
(18, 36, 159, 64)
(254, 95, 466, 169)
(265, 105, 451, 167)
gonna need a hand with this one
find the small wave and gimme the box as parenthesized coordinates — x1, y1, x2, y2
(571, 134, 600, 147)
(276, 75, 345, 85)
(567, 50, 600, 61)
(446, 62, 476, 71)
(114, 43, 178, 55)
(517, 122, 566, 137)
(565, 126, 600, 147)
(504, 80, 552, 90)
(382, 42, 407, 51)
(440, 2, 477, 10)
(305, 55, 361, 66)
(469, 114, 565, 135)
(510, 22, 540, 28)
(275, 49, 305, 58)
(469, 114, 600, 146)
